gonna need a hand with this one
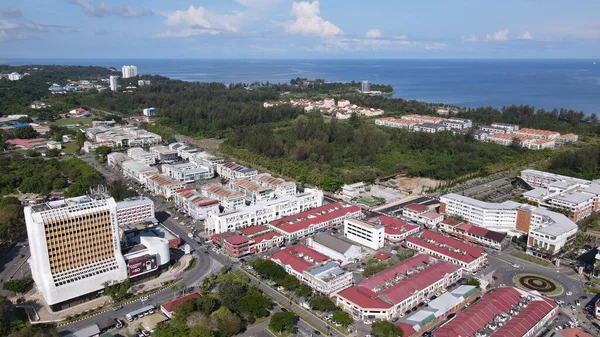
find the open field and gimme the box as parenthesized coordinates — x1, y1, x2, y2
(51, 117, 94, 126)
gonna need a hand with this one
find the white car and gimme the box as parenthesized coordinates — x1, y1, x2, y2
(566, 291, 573, 296)
(512, 264, 520, 268)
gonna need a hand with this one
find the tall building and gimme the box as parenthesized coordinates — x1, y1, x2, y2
(121, 65, 138, 78)
(360, 80, 371, 92)
(8, 72, 23, 81)
(109, 76, 118, 92)
(25, 196, 128, 309)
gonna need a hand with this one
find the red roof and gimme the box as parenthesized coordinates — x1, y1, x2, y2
(404, 203, 427, 213)
(420, 211, 442, 220)
(240, 225, 268, 236)
(434, 287, 556, 337)
(270, 244, 328, 274)
(225, 234, 249, 245)
(441, 217, 464, 226)
(338, 257, 458, 309)
(252, 231, 280, 244)
(407, 230, 485, 264)
(374, 252, 391, 260)
(161, 292, 201, 313)
(270, 202, 361, 235)
(456, 223, 489, 237)
(372, 215, 419, 235)
(395, 322, 416, 337)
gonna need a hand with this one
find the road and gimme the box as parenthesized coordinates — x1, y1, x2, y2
(0, 240, 32, 296)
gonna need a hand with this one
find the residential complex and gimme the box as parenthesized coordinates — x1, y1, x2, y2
(216, 161, 258, 181)
(405, 230, 487, 272)
(270, 244, 353, 296)
(343, 218, 385, 250)
(201, 184, 246, 211)
(122, 65, 138, 78)
(336, 254, 462, 321)
(440, 193, 578, 256)
(204, 188, 324, 234)
(146, 174, 186, 199)
(264, 98, 384, 119)
(84, 126, 162, 150)
(252, 173, 297, 198)
(270, 202, 362, 240)
(433, 287, 557, 337)
(230, 179, 275, 204)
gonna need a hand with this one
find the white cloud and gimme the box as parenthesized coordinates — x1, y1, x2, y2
(462, 33, 479, 42)
(68, 0, 153, 18)
(286, 1, 343, 37)
(517, 31, 534, 40)
(366, 29, 382, 38)
(165, 5, 242, 33)
(155, 28, 221, 38)
(486, 29, 509, 41)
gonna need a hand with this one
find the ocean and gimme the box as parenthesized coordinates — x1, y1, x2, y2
(3, 59, 600, 114)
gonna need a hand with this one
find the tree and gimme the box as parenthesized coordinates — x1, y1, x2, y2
(465, 277, 481, 288)
(12, 126, 39, 139)
(2, 276, 31, 294)
(210, 307, 242, 337)
(295, 284, 312, 299)
(217, 273, 247, 310)
(276, 274, 300, 291)
(195, 296, 220, 315)
(102, 279, 131, 302)
(152, 323, 188, 337)
(45, 148, 61, 158)
(309, 295, 336, 312)
(332, 310, 353, 327)
(269, 311, 298, 334)
(94, 145, 112, 163)
(189, 326, 215, 337)
(236, 288, 272, 319)
(371, 321, 404, 337)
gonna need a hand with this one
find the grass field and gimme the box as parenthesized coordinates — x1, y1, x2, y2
(51, 117, 94, 126)
(62, 141, 80, 155)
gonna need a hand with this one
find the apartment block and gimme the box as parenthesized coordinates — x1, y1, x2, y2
(336, 254, 462, 321)
(405, 230, 487, 272)
(204, 188, 324, 234)
(115, 197, 155, 228)
(401, 114, 446, 124)
(230, 179, 275, 204)
(343, 218, 385, 250)
(201, 184, 245, 211)
(375, 117, 420, 130)
(216, 161, 258, 181)
(127, 147, 156, 165)
(270, 245, 353, 296)
(162, 162, 214, 183)
(270, 202, 362, 240)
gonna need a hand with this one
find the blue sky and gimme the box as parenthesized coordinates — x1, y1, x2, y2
(1, 0, 600, 59)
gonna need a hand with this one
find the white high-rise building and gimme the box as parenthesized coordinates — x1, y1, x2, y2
(360, 80, 371, 93)
(121, 65, 138, 79)
(109, 76, 118, 92)
(25, 196, 128, 309)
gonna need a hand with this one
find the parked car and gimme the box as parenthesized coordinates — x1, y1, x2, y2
(113, 304, 123, 311)
(512, 264, 520, 268)
(566, 291, 573, 296)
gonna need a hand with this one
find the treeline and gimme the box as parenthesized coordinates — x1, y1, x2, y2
(225, 111, 544, 190)
(548, 146, 600, 180)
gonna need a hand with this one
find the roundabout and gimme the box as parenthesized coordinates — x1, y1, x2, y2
(512, 273, 563, 296)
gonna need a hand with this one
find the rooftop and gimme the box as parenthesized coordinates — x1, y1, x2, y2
(239, 225, 269, 236)
(312, 233, 356, 254)
(442, 193, 522, 210)
(271, 244, 330, 274)
(161, 293, 201, 314)
(225, 234, 249, 246)
(370, 215, 418, 235)
(148, 174, 184, 187)
(270, 202, 361, 235)
(404, 203, 427, 212)
(456, 223, 507, 243)
(204, 184, 245, 199)
(407, 230, 486, 264)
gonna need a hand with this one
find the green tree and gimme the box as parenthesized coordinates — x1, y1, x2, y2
(210, 307, 242, 337)
(269, 311, 298, 334)
(276, 274, 300, 291)
(309, 295, 336, 312)
(465, 277, 481, 288)
(152, 324, 188, 337)
(236, 288, 272, 319)
(45, 148, 61, 158)
(189, 326, 215, 337)
(94, 145, 112, 163)
(295, 284, 312, 299)
(102, 279, 131, 302)
(195, 296, 220, 315)
(12, 126, 40, 139)
(332, 310, 353, 327)
(371, 321, 404, 337)
(2, 277, 31, 294)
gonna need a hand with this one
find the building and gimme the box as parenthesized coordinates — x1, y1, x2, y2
(433, 287, 558, 337)
(231, 179, 275, 204)
(8, 72, 23, 81)
(86, 126, 162, 148)
(270, 202, 362, 241)
(440, 194, 522, 233)
(252, 173, 297, 198)
(520, 169, 590, 188)
(115, 197, 155, 228)
(124, 225, 182, 249)
(162, 162, 213, 183)
(173, 188, 220, 220)
(524, 206, 578, 257)
(343, 218, 385, 250)
(478, 125, 508, 134)
(375, 117, 420, 130)
(514, 127, 561, 140)
(270, 245, 353, 296)
(442, 118, 472, 130)
(367, 215, 420, 244)
(361, 80, 371, 93)
(490, 123, 519, 133)
(122, 65, 138, 78)
(201, 184, 245, 211)
(413, 123, 450, 133)
(401, 114, 446, 124)
(6, 138, 47, 149)
(341, 182, 368, 198)
(306, 233, 363, 266)
(107, 152, 130, 168)
(551, 329, 593, 337)
(161, 293, 201, 318)
(438, 218, 509, 251)
(336, 254, 462, 321)
(405, 230, 487, 272)
(402, 203, 429, 221)
(64, 324, 101, 337)
(47, 141, 62, 150)
(216, 161, 258, 181)
(109, 76, 118, 92)
(595, 299, 600, 319)
(204, 189, 324, 234)
(126, 148, 155, 165)
(149, 145, 178, 163)
(25, 196, 128, 309)
(143, 108, 156, 117)
(211, 225, 284, 255)
(138, 79, 151, 86)
(146, 174, 186, 199)
(121, 160, 159, 184)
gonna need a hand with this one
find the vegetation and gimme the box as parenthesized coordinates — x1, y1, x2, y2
(2, 277, 32, 295)
(102, 279, 132, 302)
(371, 321, 404, 337)
(0, 197, 25, 243)
(250, 259, 312, 298)
(362, 250, 414, 278)
(465, 277, 481, 288)
(332, 310, 353, 327)
(269, 311, 299, 335)
(106, 179, 138, 201)
(509, 252, 554, 267)
(309, 295, 336, 312)
(0, 295, 58, 337)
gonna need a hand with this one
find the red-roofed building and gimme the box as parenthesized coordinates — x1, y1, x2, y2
(433, 287, 557, 337)
(374, 252, 391, 261)
(6, 138, 47, 149)
(369, 215, 420, 244)
(336, 254, 461, 321)
(270, 244, 353, 295)
(223, 234, 250, 257)
(211, 226, 283, 256)
(160, 292, 201, 318)
(240, 225, 269, 236)
(439, 218, 509, 251)
(405, 230, 487, 272)
(595, 299, 600, 319)
(269, 202, 362, 240)
(554, 328, 593, 337)
(395, 322, 417, 337)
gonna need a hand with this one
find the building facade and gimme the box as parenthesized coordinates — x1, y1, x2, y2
(343, 218, 385, 250)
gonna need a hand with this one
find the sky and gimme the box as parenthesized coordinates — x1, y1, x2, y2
(1, 0, 600, 59)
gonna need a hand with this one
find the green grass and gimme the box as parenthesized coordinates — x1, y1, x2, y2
(61, 141, 79, 155)
(584, 286, 600, 294)
(512, 273, 563, 296)
(183, 257, 197, 272)
(510, 252, 555, 267)
(51, 117, 94, 126)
